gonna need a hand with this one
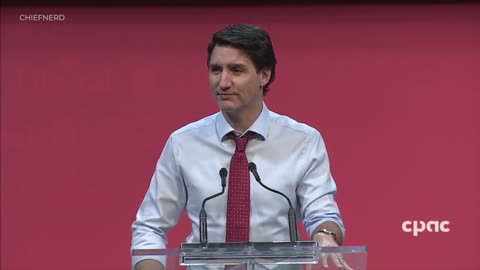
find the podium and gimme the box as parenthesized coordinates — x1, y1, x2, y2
(132, 242, 367, 269)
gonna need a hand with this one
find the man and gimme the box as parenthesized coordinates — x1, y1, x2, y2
(132, 24, 348, 270)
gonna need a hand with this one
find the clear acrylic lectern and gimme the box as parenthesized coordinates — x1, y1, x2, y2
(133, 242, 367, 270)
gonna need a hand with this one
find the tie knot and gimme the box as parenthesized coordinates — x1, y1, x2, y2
(230, 132, 253, 153)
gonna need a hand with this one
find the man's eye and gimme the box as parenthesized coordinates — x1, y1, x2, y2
(210, 67, 221, 74)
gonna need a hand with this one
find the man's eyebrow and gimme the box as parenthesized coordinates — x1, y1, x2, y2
(228, 63, 248, 69)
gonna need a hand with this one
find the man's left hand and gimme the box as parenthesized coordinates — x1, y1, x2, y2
(313, 233, 353, 270)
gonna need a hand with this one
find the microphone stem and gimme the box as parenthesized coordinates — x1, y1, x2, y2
(256, 181, 293, 209)
(200, 209, 207, 245)
(288, 208, 298, 242)
(201, 187, 226, 209)
(199, 187, 226, 245)
(250, 163, 298, 242)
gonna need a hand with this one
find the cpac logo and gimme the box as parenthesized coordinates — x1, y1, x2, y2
(402, 220, 450, 236)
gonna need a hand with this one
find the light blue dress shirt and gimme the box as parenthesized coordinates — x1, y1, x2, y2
(131, 104, 344, 268)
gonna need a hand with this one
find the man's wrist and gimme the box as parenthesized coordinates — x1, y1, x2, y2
(312, 221, 344, 245)
(316, 228, 337, 241)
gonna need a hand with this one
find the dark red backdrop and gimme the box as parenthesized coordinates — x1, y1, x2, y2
(1, 4, 479, 270)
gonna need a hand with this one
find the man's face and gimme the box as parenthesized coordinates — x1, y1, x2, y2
(209, 45, 270, 114)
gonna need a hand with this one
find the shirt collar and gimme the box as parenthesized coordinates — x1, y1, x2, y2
(216, 103, 269, 141)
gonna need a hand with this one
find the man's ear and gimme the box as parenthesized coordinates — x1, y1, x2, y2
(259, 69, 272, 87)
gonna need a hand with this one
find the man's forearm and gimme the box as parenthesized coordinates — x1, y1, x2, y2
(134, 259, 165, 270)
(312, 220, 344, 245)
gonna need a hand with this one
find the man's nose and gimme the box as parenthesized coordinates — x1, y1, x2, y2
(219, 71, 232, 90)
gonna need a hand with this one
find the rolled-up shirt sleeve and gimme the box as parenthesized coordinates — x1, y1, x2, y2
(131, 135, 186, 268)
(298, 130, 345, 239)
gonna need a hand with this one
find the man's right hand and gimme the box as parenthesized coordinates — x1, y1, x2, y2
(134, 259, 165, 270)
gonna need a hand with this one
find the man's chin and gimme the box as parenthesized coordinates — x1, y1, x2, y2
(219, 107, 237, 114)
(217, 101, 238, 112)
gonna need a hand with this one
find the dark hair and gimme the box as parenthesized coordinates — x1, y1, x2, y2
(207, 24, 277, 95)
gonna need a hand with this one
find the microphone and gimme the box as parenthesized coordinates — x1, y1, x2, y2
(249, 162, 298, 242)
(199, 168, 228, 245)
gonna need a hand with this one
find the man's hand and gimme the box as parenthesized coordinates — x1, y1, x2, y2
(313, 233, 353, 270)
(134, 259, 165, 270)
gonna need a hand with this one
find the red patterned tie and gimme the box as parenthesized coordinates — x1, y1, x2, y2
(225, 132, 253, 243)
